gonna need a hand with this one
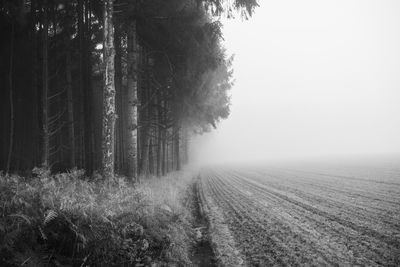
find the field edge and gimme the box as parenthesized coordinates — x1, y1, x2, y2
(196, 175, 246, 267)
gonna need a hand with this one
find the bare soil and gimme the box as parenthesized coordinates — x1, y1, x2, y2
(191, 185, 217, 267)
(199, 166, 400, 266)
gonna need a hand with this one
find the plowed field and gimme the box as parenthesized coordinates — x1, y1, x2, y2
(199, 164, 400, 266)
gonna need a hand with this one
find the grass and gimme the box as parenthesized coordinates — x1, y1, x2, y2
(0, 167, 197, 266)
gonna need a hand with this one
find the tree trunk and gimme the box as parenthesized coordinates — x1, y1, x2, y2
(161, 126, 166, 176)
(6, 22, 15, 174)
(31, 0, 40, 168)
(175, 125, 181, 171)
(83, 0, 93, 174)
(149, 137, 154, 175)
(77, 0, 83, 167)
(141, 136, 150, 176)
(166, 136, 169, 173)
(77, 0, 85, 169)
(156, 97, 162, 176)
(126, 20, 139, 180)
(139, 49, 151, 177)
(170, 134, 174, 171)
(114, 26, 123, 173)
(183, 129, 189, 164)
(42, 1, 49, 169)
(156, 132, 162, 176)
(87, 2, 96, 171)
(66, 50, 76, 168)
(161, 97, 167, 176)
(102, 0, 116, 179)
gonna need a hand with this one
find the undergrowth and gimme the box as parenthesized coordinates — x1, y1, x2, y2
(0, 168, 196, 266)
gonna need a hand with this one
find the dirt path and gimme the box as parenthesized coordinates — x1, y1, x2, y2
(191, 185, 217, 267)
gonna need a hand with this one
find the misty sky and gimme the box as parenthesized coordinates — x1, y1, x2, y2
(191, 0, 400, 164)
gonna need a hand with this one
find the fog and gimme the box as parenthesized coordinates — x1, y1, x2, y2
(191, 0, 400, 164)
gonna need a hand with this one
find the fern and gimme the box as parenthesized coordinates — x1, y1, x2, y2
(8, 213, 32, 225)
(0, 170, 195, 266)
(43, 209, 58, 226)
(38, 225, 47, 240)
(3, 229, 20, 249)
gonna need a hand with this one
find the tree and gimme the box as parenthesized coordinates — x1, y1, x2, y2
(66, 49, 76, 167)
(102, 0, 116, 179)
(6, 19, 14, 174)
(126, 20, 139, 180)
(0, 0, 258, 175)
(42, 0, 49, 169)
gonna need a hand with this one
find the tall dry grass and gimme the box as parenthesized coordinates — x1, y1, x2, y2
(137, 170, 196, 217)
(0, 167, 197, 266)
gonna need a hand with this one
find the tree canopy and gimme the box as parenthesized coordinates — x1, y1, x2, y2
(0, 0, 258, 177)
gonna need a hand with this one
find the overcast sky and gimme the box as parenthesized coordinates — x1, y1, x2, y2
(191, 0, 400, 164)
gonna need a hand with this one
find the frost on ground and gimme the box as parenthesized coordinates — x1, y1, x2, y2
(198, 165, 400, 266)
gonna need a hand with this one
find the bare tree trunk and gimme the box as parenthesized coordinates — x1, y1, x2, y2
(85, 2, 95, 166)
(31, 0, 40, 168)
(161, 97, 167, 176)
(166, 135, 170, 173)
(83, 0, 93, 174)
(156, 97, 162, 176)
(102, 0, 116, 179)
(170, 134, 174, 171)
(156, 132, 162, 176)
(42, 1, 49, 169)
(139, 49, 151, 177)
(149, 137, 154, 175)
(175, 125, 181, 171)
(141, 136, 150, 176)
(183, 129, 189, 164)
(78, 0, 85, 169)
(126, 20, 139, 180)
(66, 50, 76, 168)
(114, 26, 123, 173)
(6, 22, 15, 174)
(161, 126, 166, 176)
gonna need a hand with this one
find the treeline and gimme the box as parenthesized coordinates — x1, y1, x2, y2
(0, 0, 257, 179)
